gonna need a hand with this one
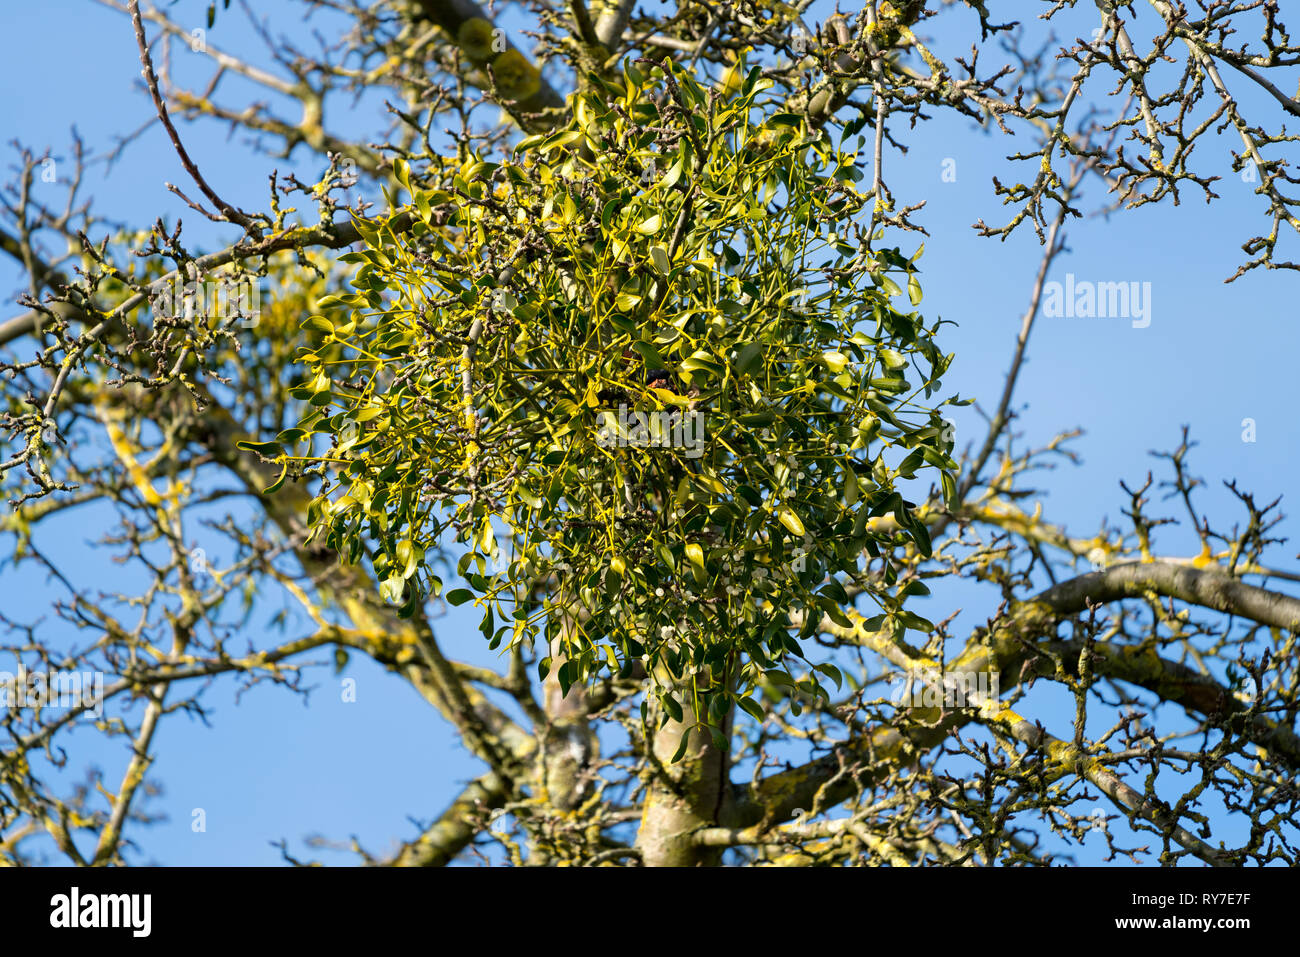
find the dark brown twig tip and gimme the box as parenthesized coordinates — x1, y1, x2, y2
(127, 0, 258, 236)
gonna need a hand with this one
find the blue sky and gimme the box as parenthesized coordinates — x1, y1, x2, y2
(1, 0, 1296, 864)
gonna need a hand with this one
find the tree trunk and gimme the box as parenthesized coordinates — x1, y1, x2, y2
(635, 689, 732, 866)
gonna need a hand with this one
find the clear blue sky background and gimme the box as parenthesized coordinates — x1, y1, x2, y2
(1, 0, 1296, 864)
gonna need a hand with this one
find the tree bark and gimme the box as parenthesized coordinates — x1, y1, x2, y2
(635, 688, 732, 866)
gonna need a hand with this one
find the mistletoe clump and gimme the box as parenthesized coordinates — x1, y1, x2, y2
(268, 60, 961, 719)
